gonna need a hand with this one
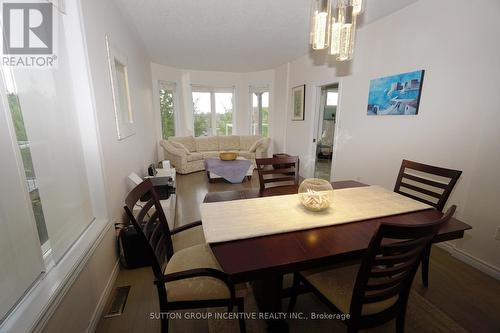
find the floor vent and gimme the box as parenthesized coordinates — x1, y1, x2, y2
(103, 286, 131, 318)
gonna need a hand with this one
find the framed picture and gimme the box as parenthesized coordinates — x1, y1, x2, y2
(367, 70, 425, 116)
(106, 35, 135, 140)
(292, 84, 305, 121)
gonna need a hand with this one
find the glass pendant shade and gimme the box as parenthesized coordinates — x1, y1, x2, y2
(311, 0, 332, 50)
(336, 3, 356, 61)
(352, 0, 366, 15)
(312, 0, 364, 61)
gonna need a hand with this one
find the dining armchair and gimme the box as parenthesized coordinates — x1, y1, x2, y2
(124, 180, 246, 333)
(288, 205, 456, 333)
(256, 156, 300, 193)
(394, 159, 462, 287)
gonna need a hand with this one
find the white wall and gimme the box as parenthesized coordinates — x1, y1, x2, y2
(276, 0, 500, 273)
(150, 63, 275, 155)
(41, 0, 158, 330)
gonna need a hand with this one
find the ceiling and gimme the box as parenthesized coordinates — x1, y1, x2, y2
(115, 0, 419, 72)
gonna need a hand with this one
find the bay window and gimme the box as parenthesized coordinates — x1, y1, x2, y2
(159, 81, 176, 139)
(250, 86, 269, 137)
(192, 86, 234, 136)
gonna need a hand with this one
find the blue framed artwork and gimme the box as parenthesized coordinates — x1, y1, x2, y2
(367, 70, 425, 116)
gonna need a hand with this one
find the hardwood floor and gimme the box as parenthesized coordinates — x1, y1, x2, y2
(96, 170, 500, 333)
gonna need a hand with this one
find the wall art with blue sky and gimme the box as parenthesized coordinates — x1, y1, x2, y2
(367, 70, 425, 116)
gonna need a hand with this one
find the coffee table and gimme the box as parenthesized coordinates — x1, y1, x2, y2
(206, 156, 253, 183)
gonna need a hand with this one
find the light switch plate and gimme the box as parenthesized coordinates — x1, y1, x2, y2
(495, 226, 500, 240)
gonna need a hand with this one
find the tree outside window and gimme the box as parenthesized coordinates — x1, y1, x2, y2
(160, 88, 175, 139)
(192, 88, 234, 136)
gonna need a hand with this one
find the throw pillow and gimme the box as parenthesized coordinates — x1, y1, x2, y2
(170, 141, 190, 154)
(248, 138, 265, 152)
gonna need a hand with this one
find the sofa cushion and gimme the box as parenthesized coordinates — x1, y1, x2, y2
(201, 151, 220, 159)
(248, 137, 267, 152)
(196, 136, 219, 152)
(169, 136, 197, 152)
(238, 151, 256, 160)
(186, 152, 203, 162)
(239, 135, 261, 150)
(219, 136, 240, 151)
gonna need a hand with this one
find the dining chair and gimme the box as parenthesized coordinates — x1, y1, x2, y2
(288, 205, 456, 333)
(128, 178, 204, 252)
(394, 159, 462, 287)
(256, 156, 300, 192)
(124, 180, 246, 333)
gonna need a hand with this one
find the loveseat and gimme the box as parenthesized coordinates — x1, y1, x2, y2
(160, 135, 270, 174)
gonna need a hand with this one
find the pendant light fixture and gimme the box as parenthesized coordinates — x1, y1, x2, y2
(311, 0, 366, 61)
(310, 0, 332, 50)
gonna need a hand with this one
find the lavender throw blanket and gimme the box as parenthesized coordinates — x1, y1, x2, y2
(205, 158, 251, 183)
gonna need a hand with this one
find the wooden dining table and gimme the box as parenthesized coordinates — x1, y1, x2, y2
(202, 180, 472, 331)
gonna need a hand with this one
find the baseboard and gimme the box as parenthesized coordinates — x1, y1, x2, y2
(86, 259, 120, 333)
(436, 242, 500, 280)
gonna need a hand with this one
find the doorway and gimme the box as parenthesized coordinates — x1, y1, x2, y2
(313, 83, 338, 180)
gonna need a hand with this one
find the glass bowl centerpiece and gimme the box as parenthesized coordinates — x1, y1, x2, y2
(298, 178, 334, 212)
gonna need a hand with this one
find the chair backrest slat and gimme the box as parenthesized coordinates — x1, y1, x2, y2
(123, 179, 174, 279)
(394, 159, 462, 211)
(256, 156, 299, 191)
(349, 205, 456, 320)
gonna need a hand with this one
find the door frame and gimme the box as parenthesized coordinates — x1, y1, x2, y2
(310, 80, 343, 182)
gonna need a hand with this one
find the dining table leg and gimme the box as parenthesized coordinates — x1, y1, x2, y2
(252, 274, 289, 332)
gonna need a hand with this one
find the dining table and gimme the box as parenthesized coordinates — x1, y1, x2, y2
(202, 180, 472, 331)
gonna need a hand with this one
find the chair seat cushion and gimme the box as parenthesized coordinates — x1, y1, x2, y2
(301, 263, 398, 316)
(172, 225, 206, 252)
(187, 152, 203, 162)
(164, 244, 230, 302)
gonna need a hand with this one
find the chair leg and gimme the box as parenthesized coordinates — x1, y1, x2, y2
(237, 298, 246, 333)
(346, 323, 358, 333)
(161, 315, 169, 333)
(396, 308, 407, 333)
(287, 273, 300, 313)
(421, 244, 432, 287)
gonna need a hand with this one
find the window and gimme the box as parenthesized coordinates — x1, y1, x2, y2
(192, 86, 234, 136)
(250, 86, 269, 137)
(106, 35, 134, 140)
(0, 4, 97, 321)
(6, 90, 49, 246)
(159, 81, 176, 139)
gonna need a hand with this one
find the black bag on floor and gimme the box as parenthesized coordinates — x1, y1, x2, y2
(117, 223, 153, 269)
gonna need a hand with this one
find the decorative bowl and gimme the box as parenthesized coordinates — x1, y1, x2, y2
(298, 178, 334, 211)
(219, 152, 238, 161)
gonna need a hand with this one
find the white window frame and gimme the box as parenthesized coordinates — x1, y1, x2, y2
(249, 85, 270, 136)
(191, 85, 235, 136)
(0, 0, 111, 331)
(158, 80, 179, 139)
(106, 35, 135, 140)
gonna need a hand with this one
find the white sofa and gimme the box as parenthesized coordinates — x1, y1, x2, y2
(160, 135, 270, 174)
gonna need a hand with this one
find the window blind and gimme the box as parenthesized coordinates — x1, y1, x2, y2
(249, 85, 270, 94)
(191, 85, 235, 94)
(159, 80, 176, 91)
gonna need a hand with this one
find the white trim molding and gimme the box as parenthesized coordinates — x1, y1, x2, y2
(0, 218, 112, 333)
(437, 242, 500, 281)
(86, 259, 120, 333)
